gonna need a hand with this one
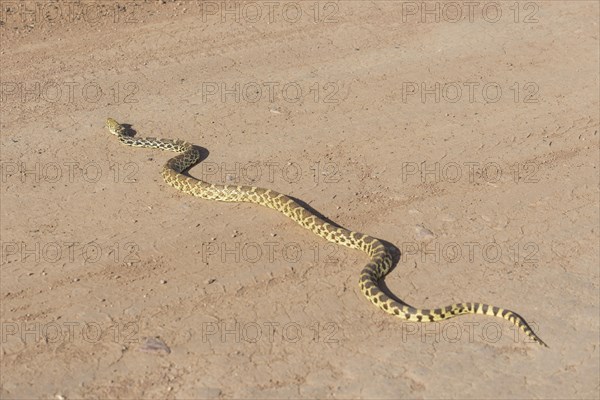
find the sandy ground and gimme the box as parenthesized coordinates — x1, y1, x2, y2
(1, 1, 599, 398)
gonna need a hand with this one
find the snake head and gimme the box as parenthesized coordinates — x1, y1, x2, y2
(106, 118, 125, 136)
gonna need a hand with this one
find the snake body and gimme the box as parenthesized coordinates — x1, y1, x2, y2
(106, 118, 547, 347)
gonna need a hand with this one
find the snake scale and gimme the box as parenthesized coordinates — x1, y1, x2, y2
(106, 118, 547, 347)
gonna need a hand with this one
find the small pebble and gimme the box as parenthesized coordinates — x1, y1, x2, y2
(139, 337, 171, 355)
(415, 225, 435, 241)
(160, 280, 167, 284)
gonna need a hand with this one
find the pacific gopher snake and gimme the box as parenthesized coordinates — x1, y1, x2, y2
(106, 118, 547, 347)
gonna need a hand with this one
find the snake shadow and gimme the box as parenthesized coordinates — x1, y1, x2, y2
(123, 123, 410, 306)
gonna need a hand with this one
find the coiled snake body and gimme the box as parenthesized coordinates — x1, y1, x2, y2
(106, 118, 547, 347)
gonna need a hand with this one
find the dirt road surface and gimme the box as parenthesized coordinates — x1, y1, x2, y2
(1, 1, 598, 398)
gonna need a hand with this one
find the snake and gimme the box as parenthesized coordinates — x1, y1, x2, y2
(105, 118, 547, 347)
